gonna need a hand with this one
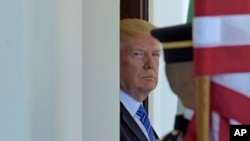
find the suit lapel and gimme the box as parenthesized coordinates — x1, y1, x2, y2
(120, 103, 148, 141)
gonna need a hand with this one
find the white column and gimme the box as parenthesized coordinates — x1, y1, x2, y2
(1, 0, 119, 140)
(24, 0, 57, 140)
(54, 0, 83, 140)
(1, 0, 84, 140)
(25, 0, 84, 140)
(83, 0, 120, 141)
(0, 0, 29, 141)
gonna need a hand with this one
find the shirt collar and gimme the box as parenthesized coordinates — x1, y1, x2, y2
(120, 90, 141, 117)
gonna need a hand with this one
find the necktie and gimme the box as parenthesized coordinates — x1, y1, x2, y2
(136, 105, 156, 141)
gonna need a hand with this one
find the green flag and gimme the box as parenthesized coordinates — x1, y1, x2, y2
(187, 0, 193, 22)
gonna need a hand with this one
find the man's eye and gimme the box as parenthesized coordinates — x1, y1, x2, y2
(153, 53, 160, 58)
(133, 52, 144, 56)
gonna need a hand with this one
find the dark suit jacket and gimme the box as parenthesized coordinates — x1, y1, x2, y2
(120, 102, 158, 141)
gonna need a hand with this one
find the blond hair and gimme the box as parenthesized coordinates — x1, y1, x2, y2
(120, 18, 156, 45)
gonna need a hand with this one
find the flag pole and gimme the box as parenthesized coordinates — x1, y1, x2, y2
(196, 76, 210, 141)
(188, 0, 210, 140)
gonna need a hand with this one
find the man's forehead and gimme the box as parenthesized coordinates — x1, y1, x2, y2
(121, 36, 161, 50)
(131, 46, 161, 52)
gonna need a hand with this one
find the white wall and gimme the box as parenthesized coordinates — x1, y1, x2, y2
(148, 0, 189, 138)
(0, 0, 119, 141)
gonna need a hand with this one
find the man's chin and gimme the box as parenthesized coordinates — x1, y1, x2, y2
(141, 85, 157, 93)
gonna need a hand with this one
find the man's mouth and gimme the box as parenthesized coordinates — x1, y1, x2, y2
(142, 76, 155, 80)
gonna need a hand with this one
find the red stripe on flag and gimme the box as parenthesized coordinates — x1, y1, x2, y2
(218, 116, 229, 141)
(211, 81, 250, 124)
(194, 45, 250, 75)
(195, 0, 250, 16)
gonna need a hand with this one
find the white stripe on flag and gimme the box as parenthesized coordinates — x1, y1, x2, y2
(211, 113, 242, 141)
(194, 15, 250, 47)
(211, 73, 250, 98)
(230, 119, 240, 125)
(211, 112, 219, 141)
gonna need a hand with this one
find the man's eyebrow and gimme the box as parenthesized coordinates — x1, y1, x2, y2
(153, 49, 161, 52)
(133, 48, 145, 51)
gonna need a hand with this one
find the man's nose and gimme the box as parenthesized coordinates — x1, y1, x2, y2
(144, 54, 155, 69)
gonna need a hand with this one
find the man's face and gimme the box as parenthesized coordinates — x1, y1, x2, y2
(120, 35, 161, 102)
(166, 62, 196, 109)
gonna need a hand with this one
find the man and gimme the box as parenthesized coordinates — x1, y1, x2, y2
(151, 23, 195, 141)
(120, 18, 161, 141)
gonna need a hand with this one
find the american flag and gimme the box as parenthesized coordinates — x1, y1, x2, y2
(184, 0, 250, 141)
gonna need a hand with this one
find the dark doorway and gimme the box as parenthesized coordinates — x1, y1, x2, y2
(120, 0, 149, 111)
